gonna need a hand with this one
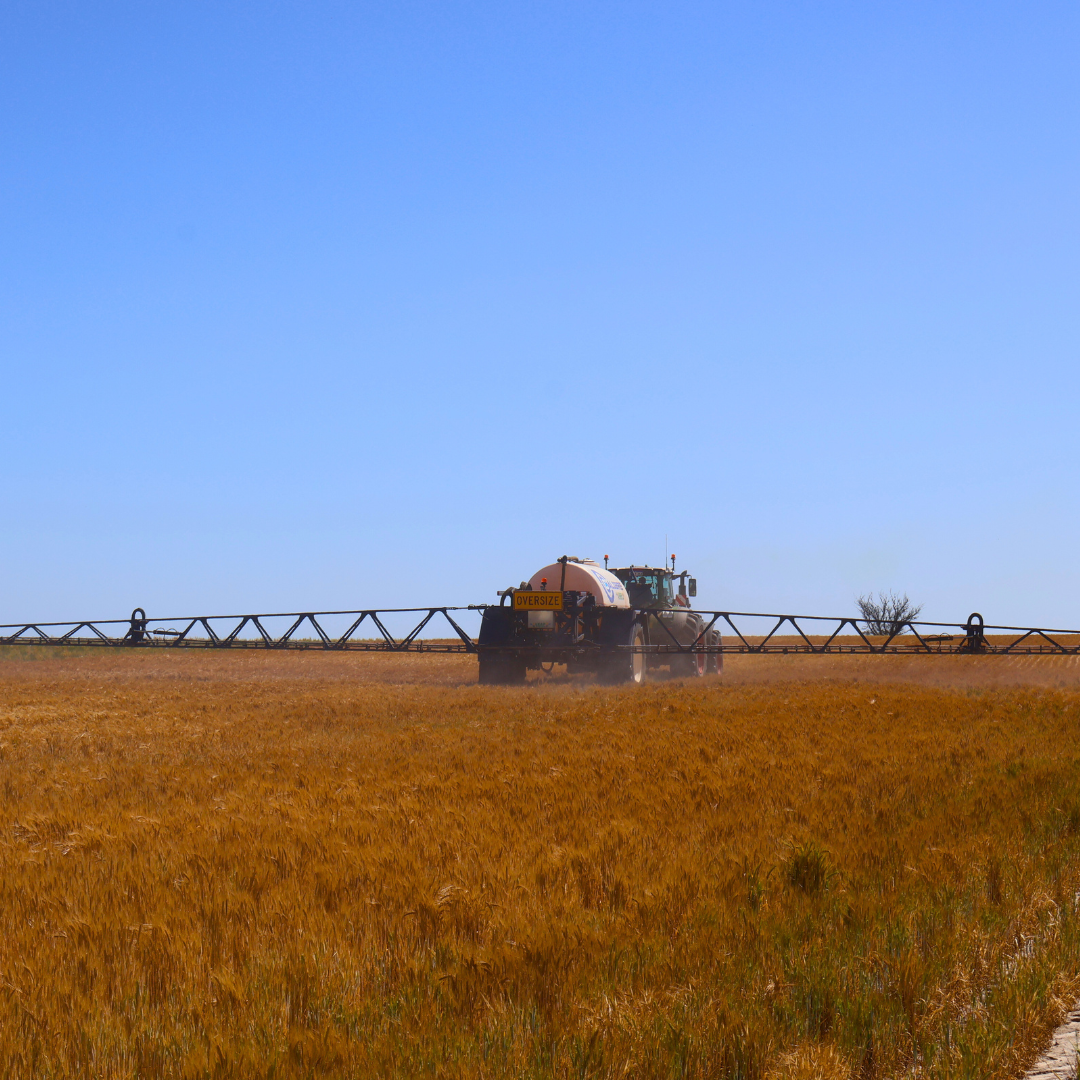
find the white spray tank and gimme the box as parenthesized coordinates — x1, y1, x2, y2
(527, 557, 630, 608)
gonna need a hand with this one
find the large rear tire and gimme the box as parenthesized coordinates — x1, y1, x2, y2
(629, 624, 646, 684)
(707, 629, 723, 674)
(671, 652, 701, 678)
(671, 613, 707, 678)
(600, 622, 646, 685)
(694, 647, 708, 676)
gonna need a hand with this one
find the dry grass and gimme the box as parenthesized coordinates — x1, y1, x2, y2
(0, 646, 1079, 1078)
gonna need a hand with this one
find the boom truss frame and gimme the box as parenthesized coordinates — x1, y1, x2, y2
(2, 608, 1079, 656)
(642, 610, 1080, 655)
(0, 607, 483, 653)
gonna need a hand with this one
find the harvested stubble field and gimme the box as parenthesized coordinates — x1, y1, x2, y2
(2, 646, 1080, 1078)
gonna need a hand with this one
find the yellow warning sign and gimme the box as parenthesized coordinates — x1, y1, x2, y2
(513, 591, 563, 610)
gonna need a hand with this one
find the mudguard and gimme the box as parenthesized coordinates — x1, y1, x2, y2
(478, 606, 516, 647)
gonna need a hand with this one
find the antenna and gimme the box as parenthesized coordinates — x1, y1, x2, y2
(664, 533, 667, 572)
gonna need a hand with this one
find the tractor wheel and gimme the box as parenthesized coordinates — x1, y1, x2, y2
(599, 623, 646, 685)
(671, 651, 701, 678)
(629, 624, 646, 684)
(692, 616, 709, 676)
(707, 630, 723, 674)
(673, 615, 707, 678)
(478, 654, 527, 685)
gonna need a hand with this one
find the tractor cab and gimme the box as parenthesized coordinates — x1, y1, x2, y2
(611, 566, 697, 610)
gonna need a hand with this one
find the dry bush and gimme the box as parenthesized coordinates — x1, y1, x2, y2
(856, 592, 923, 636)
(0, 649, 1077, 1077)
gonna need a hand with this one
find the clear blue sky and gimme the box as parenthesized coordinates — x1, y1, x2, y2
(3, 1, 1078, 629)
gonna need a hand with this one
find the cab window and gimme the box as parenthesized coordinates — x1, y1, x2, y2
(631, 573, 672, 605)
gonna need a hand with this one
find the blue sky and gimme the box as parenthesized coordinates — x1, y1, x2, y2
(2, 1, 1078, 629)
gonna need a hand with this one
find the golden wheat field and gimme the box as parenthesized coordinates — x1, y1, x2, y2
(2, 645, 1080, 1078)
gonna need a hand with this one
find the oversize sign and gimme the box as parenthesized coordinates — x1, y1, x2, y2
(513, 591, 563, 610)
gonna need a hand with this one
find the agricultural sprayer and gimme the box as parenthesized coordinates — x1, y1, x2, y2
(3, 554, 1078, 684)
